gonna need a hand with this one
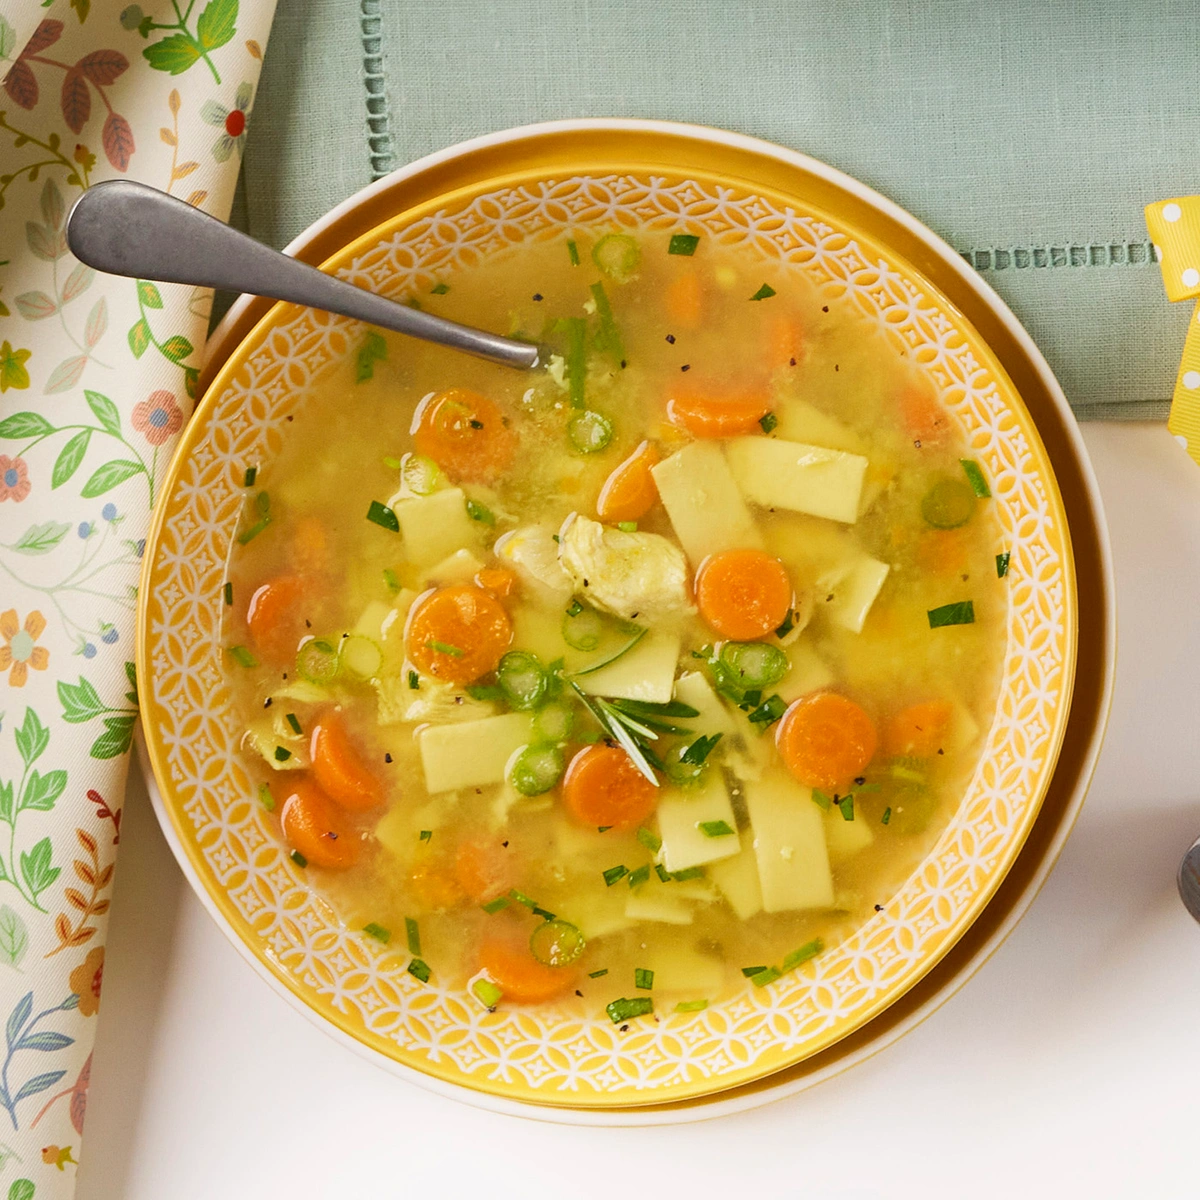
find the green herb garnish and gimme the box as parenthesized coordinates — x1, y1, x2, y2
(256, 491, 270, 516)
(675, 999, 708, 1013)
(996, 552, 1010, 578)
(617, 521, 638, 532)
(681, 732, 723, 766)
(654, 863, 671, 883)
(223, 581, 233, 607)
(285, 712, 302, 735)
(747, 694, 787, 727)
(634, 968, 654, 990)
(466, 499, 495, 524)
(258, 783, 274, 812)
(588, 968, 609, 978)
(811, 788, 833, 811)
(759, 411, 778, 434)
(598, 825, 613, 833)
(237, 516, 270, 545)
(508, 888, 538, 909)
(881, 807, 892, 825)
(750, 283, 777, 301)
(406, 957, 432, 983)
(228, 645, 257, 668)
(405, 917, 421, 956)
(466, 684, 504, 701)
(749, 966, 781, 987)
(668, 233, 700, 256)
(741, 966, 768, 978)
(481, 896, 510, 914)
(472, 978, 502, 1009)
(426, 639, 465, 657)
(243, 466, 257, 487)
(559, 315, 588, 408)
(589, 281, 625, 361)
(290, 850, 307, 868)
(420, 829, 433, 842)
(838, 795, 854, 821)
(567, 238, 580, 266)
(383, 567, 400, 593)
(363, 922, 391, 944)
(781, 939, 824, 971)
(273, 746, 291, 762)
(669, 866, 705, 882)
(636, 827, 662, 854)
(960, 458, 991, 498)
(430, 281, 450, 295)
(603, 864, 629, 887)
(927, 600, 975, 628)
(366, 500, 400, 532)
(627, 864, 651, 888)
(356, 329, 387, 383)
(408, 670, 420, 690)
(606, 996, 654, 1024)
(698, 819, 735, 838)
(774, 609, 795, 639)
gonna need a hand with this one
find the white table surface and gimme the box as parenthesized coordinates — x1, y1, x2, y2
(76, 423, 1200, 1200)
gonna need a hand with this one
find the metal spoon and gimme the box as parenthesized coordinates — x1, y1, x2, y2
(1179, 837, 1200, 923)
(66, 180, 542, 371)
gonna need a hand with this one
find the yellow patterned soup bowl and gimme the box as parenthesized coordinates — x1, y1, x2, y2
(139, 121, 1078, 1112)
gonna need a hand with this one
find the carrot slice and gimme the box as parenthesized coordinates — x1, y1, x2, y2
(474, 567, 518, 598)
(776, 692, 878, 794)
(246, 575, 308, 665)
(917, 528, 969, 575)
(291, 516, 329, 574)
(883, 700, 954, 758)
(562, 744, 657, 830)
(666, 389, 771, 438)
(278, 777, 360, 870)
(454, 839, 513, 904)
(664, 271, 704, 328)
(694, 549, 792, 640)
(409, 863, 465, 910)
(900, 385, 950, 445)
(406, 584, 512, 685)
(412, 388, 517, 482)
(766, 312, 804, 371)
(596, 440, 660, 523)
(309, 710, 383, 811)
(480, 935, 577, 1003)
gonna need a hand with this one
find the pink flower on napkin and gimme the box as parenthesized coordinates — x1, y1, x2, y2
(0, 455, 31, 502)
(131, 390, 183, 445)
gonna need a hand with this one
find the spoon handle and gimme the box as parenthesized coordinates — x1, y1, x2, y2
(66, 180, 540, 371)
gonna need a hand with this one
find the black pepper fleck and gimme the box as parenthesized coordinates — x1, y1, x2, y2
(789, 357, 796, 366)
(263, 698, 273, 708)
(620, 1024, 629, 1032)
(913, 439, 922, 449)
(680, 364, 691, 372)
(854, 777, 866, 786)
(665, 333, 676, 344)
(502, 840, 509, 848)
(575, 989, 583, 997)
(532, 293, 543, 301)
(874, 904, 884, 912)
(620, 359, 627, 369)
(822, 305, 829, 313)
(384, 753, 393, 763)
(305, 619, 311, 629)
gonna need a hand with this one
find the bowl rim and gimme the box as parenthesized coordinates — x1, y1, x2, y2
(151, 117, 1114, 1123)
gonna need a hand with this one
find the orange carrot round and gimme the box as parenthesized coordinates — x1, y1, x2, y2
(454, 838, 513, 904)
(664, 271, 704, 328)
(309, 710, 383, 811)
(246, 575, 307, 664)
(479, 935, 577, 1003)
(776, 692, 878, 793)
(562, 744, 657, 830)
(409, 863, 464, 910)
(766, 312, 804, 371)
(596, 440, 660, 523)
(900, 385, 950, 445)
(412, 388, 516, 482)
(694, 549, 792, 640)
(883, 700, 954, 758)
(278, 777, 360, 870)
(666, 389, 771, 438)
(474, 567, 518, 598)
(405, 585, 512, 685)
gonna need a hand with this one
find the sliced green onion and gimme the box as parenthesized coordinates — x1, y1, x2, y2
(681, 732, 722, 766)
(759, 411, 778, 434)
(589, 281, 625, 361)
(747, 694, 787, 726)
(243, 466, 257, 487)
(634, 967, 654, 990)
(750, 283, 776, 301)
(774, 610, 796, 639)
(592, 233, 641, 283)
(720, 642, 789, 690)
(617, 521, 637, 532)
(636, 827, 662, 854)
(588, 968, 609, 978)
(749, 966, 781, 987)
(603, 865, 629, 887)
(532, 701, 574, 743)
(466, 499, 495, 524)
(356, 330, 387, 382)
(256, 491, 271, 516)
(426, 639, 464, 657)
(430, 281, 450, 295)
(406, 957, 431, 983)
(562, 605, 605, 651)
(508, 888, 538, 909)
(366, 500, 400, 532)
(509, 744, 564, 796)
(668, 865, 705, 882)
(408, 670, 420, 690)
(481, 895, 510, 914)
(497, 651, 548, 710)
(290, 850, 307, 868)
(341, 634, 382, 679)
(668, 233, 700, 256)
(420, 829, 433, 842)
(560, 315, 587, 408)
(402, 453, 443, 496)
(274, 746, 291, 762)
(927, 600, 975, 628)
(698, 819, 735, 838)
(606, 996, 653, 1023)
(921, 479, 975, 529)
(296, 638, 340, 685)
(838, 795, 854, 821)
(473, 977, 503, 1008)
(530, 919, 585, 967)
(654, 863, 671, 883)
(404, 917, 421, 955)
(237, 516, 270, 544)
(598, 825, 612, 833)
(675, 999, 708, 1012)
(285, 712, 302, 735)
(663, 741, 708, 787)
(960, 458, 991, 498)
(363, 922, 390, 944)
(996, 552, 1010, 578)
(782, 938, 824, 971)
(881, 807, 892, 825)
(627, 864, 650, 888)
(223, 581, 233, 607)
(383, 567, 401, 593)
(568, 409, 613, 454)
(740, 966, 768, 978)
(228, 645, 257, 668)
(811, 788, 832, 811)
(258, 782, 275, 811)
(567, 238, 580, 266)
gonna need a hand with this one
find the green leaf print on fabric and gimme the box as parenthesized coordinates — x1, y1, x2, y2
(58, 669, 138, 759)
(0, 710, 64, 912)
(142, 0, 238, 84)
(0, 908, 29, 970)
(10, 523, 70, 556)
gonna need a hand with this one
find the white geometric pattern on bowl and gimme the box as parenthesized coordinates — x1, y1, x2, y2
(142, 172, 1072, 1104)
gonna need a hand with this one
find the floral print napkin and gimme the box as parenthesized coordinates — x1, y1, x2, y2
(0, 1, 276, 1193)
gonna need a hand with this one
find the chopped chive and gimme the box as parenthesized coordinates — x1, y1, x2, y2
(383, 567, 401, 592)
(406, 957, 431, 983)
(531, 906, 557, 921)
(408, 670, 420, 690)
(285, 712, 302, 735)
(811, 788, 832, 811)
(258, 782, 275, 812)
(508, 888, 537, 909)
(223, 581, 233, 607)
(598, 825, 613, 833)
(750, 283, 777, 301)
(881, 807, 892, 825)
(243, 466, 257, 487)
(466, 683, 504, 701)
(426, 639, 464, 657)
(698, 819, 735, 838)
(927, 600, 975, 628)
(759, 411, 778, 434)
(741, 966, 768, 978)
(366, 500, 400, 532)
(228, 645, 257, 668)
(634, 967, 654, 990)
(290, 849, 307, 868)
(669, 866, 704, 882)
(603, 864, 629, 887)
(774, 609, 795, 639)
(838, 795, 854, 821)
(356, 329, 387, 382)
(606, 996, 654, 1024)
(668, 233, 700, 256)
(430, 282, 450, 295)
(636, 827, 662, 854)
(588, 968, 609, 978)
(589, 281, 625, 361)
(481, 895, 510, 914)
(405, 917, 421, 956)
(567, 238, 580, 266)
(654, 863, 671, 883)
(747, 694, 787, 726)
(552, 534, 560, 543)
(680, 732, 723, 766)
(782, 938, 824, 971)
(749, 966, 781, 987)
(472, 977, 503, 1008)
(420, 829, 433, 842)
(237, 516, 270, 544)
(565, 599, 584, 618)
(255, 491, 270, 516)
(627, 864, 651, 888)
(468, 417, 484, 429)
(363, 922, 391, 944)
(274, 746, 291, 762)
(960, 458, 991, 498)
(617, 521, 638, 532)
(675, 999, 708, 1013)
(466, 499, 495, 524)
(996, 552, 1011, 578)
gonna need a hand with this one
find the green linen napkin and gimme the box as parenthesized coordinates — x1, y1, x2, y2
(241, 0, 1200, 420)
